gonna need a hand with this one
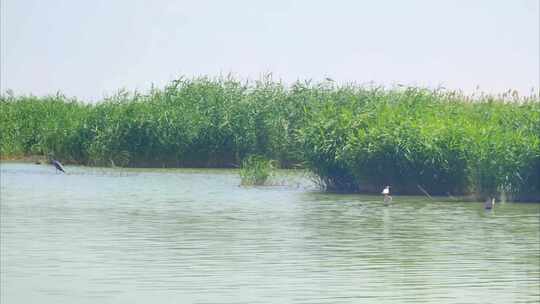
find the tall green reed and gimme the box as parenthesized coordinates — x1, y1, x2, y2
(1, 77, 538, 200)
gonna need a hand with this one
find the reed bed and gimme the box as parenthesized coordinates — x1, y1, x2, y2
(298, 88, 540, 200)
(1, 77, 538, 200)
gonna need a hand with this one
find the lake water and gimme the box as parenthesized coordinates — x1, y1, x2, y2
(1, 163, 539, 303)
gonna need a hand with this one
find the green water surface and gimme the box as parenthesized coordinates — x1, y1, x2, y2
(1, 163, 539, 303)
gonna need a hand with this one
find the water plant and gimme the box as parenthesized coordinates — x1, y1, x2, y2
(239, 155, 276, 186)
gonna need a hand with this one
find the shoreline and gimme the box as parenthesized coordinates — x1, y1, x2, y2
(1, 155, 49, 164)
(2, 158, 539, 203)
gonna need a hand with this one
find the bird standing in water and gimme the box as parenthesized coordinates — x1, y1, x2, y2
(52, 159, 66, 173)
(382, 185, 392, 204)
(484, 197, 495, 210)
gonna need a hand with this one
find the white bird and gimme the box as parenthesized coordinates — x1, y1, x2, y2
(382, 185, 392, 204)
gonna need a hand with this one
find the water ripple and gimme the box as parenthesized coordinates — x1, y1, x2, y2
(1, 163, 539, 304)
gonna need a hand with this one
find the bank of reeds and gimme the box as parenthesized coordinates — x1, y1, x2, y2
(1, 77, 538, 200)
(1, 77, 308, 167)
(298, 87, 540, 201)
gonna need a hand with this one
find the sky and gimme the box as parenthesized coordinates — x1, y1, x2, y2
(1, 0, 539, 101)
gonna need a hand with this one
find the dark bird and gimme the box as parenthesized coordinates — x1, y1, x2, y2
(52, 159, 66, 173)
(484, 197, 495, 210)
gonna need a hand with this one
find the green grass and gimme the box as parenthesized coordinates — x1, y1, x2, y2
(239, 155, 276, 185)
(298, 88, 540, 200)
(1, 77, 538, 200)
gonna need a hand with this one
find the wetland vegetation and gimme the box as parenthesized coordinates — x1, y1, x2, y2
(1, 76, 539, 200)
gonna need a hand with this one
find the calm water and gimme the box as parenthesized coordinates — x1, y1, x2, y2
(1, 163, 539, 304)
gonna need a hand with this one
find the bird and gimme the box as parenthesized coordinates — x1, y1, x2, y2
(484, 197, 495, 210)
(52, 159, 66, 173)
(382, 185, 392, 204)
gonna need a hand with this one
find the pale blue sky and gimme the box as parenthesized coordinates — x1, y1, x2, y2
(1, 0, 539, 101)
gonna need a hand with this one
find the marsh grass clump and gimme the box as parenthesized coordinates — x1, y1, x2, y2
(239, 155, 276, 186)
(0, 92, 91, 162)
(298, 88, 540, 200)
